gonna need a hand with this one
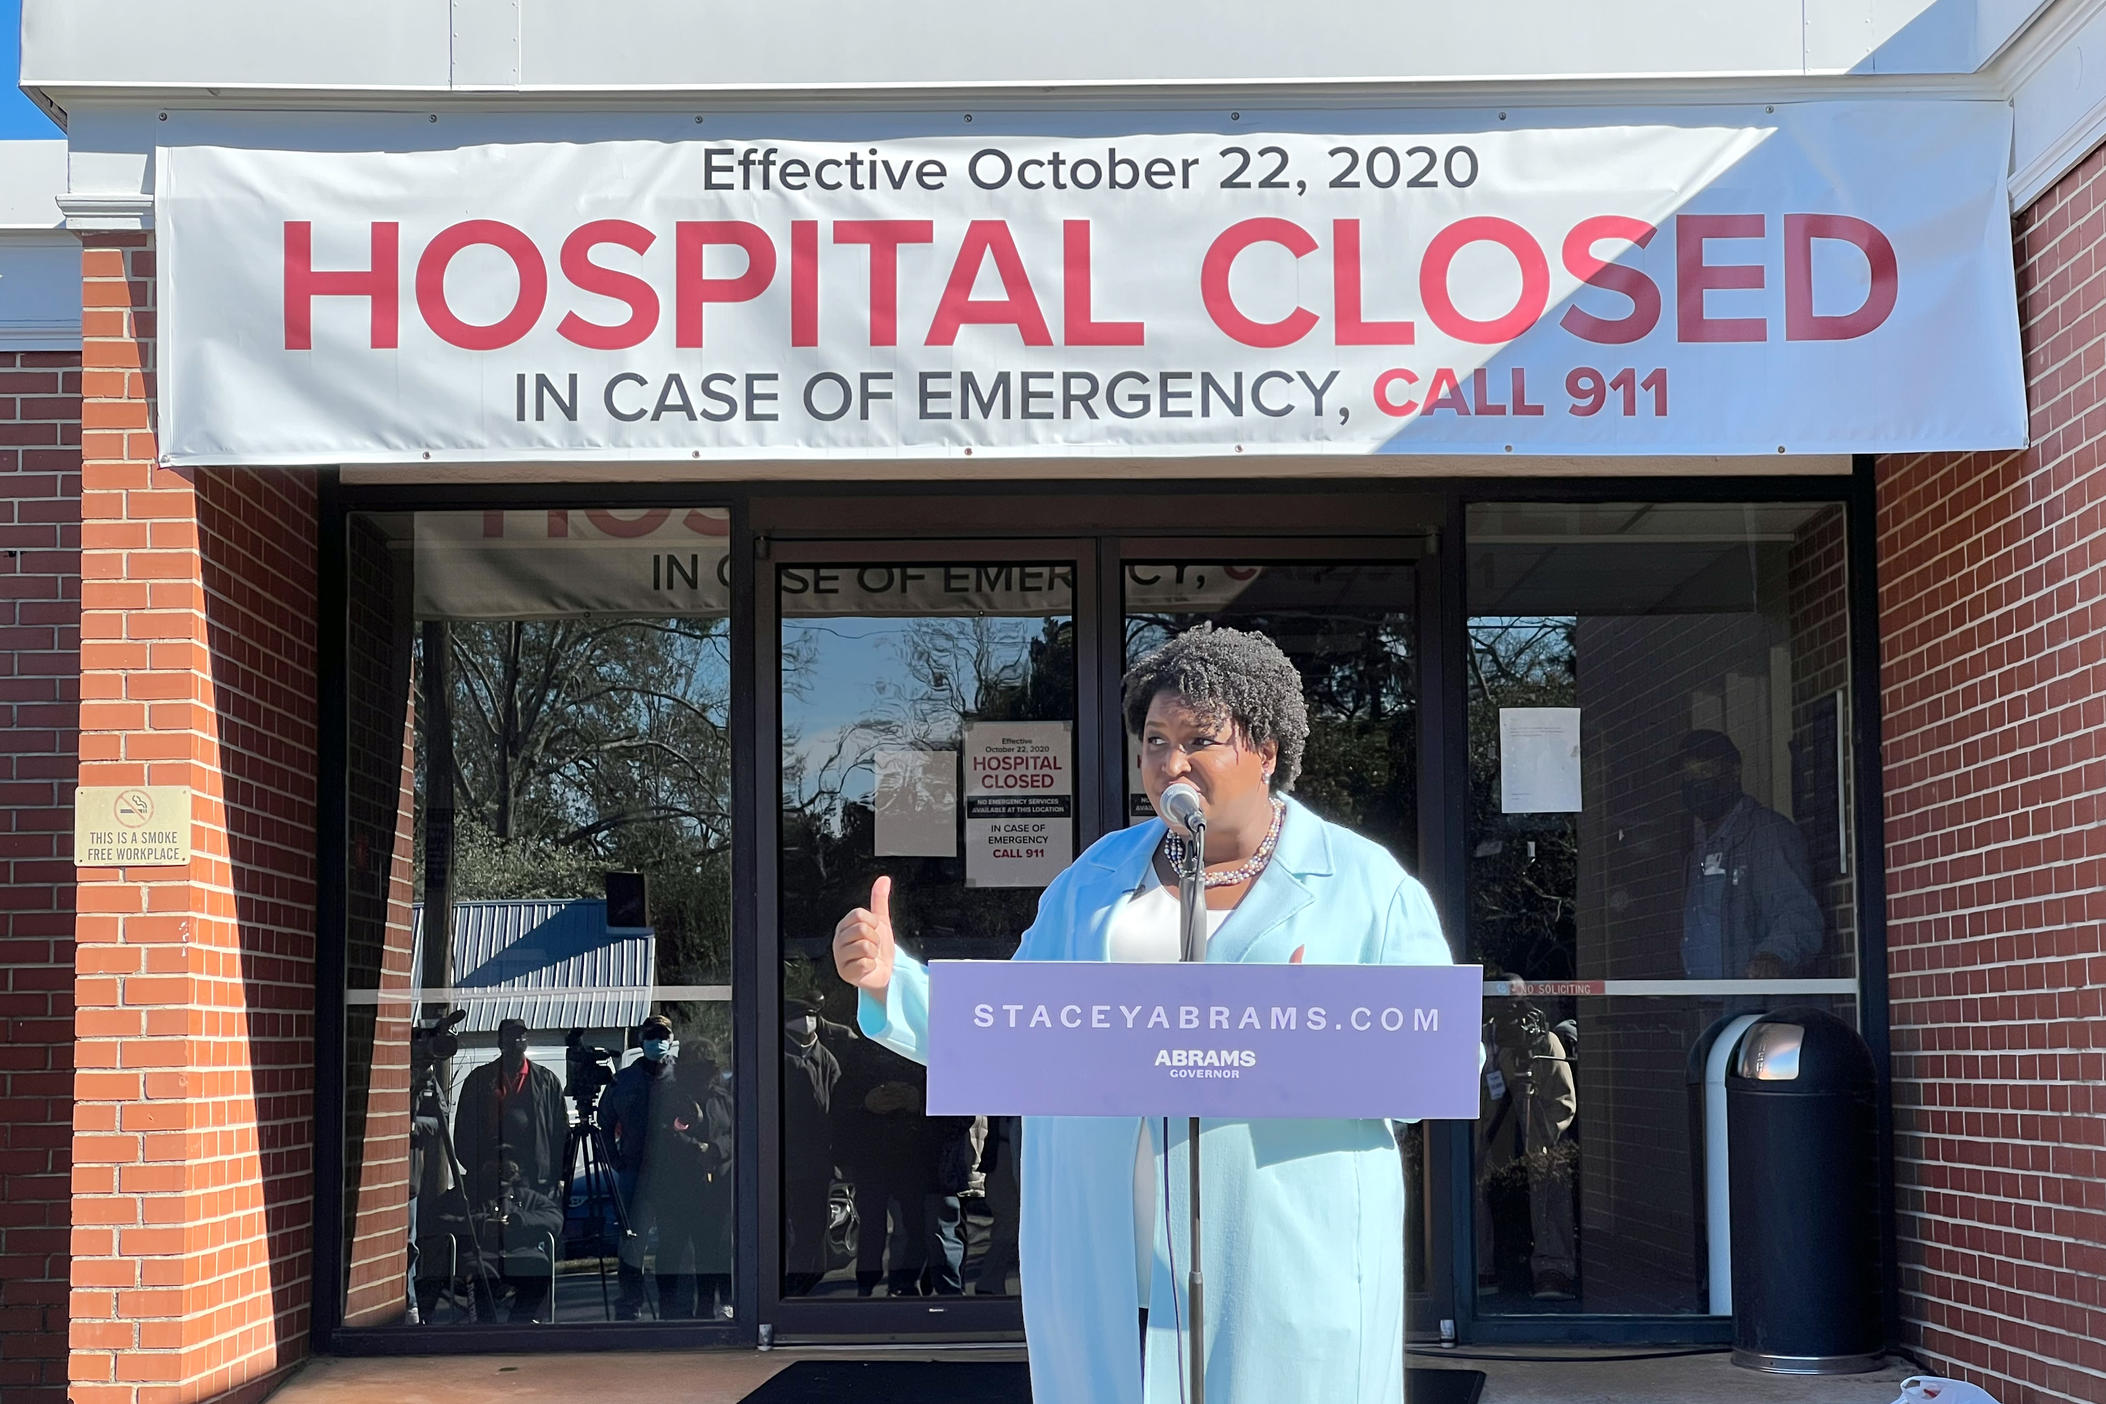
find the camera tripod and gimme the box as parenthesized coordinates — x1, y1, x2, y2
(563, 1092, 642, 1320)
(411, 1063, 505, 1324)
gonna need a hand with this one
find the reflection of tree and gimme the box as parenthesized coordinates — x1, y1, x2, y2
(780, 614, 1075, 966)
(1127, 609, 1418, 866)
(415, 617, 734, 984)
(1469, 618, 1580, 982)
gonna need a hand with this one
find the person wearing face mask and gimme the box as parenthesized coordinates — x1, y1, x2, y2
(605, 1012, 691, 1319)
(781, 998, 842, 1295)
(1675, 730, 1825, 982)
(451, 1019, 567, 1322)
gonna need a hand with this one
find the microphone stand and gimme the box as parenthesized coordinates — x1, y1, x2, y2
(1174, 812, 1207, 1404)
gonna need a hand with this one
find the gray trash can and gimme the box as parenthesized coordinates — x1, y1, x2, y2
(1726, 1008, 1883, 1374)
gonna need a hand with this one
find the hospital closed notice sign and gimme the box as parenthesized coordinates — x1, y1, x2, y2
(74, 786, 193, 867)
(156, 101, 2025, 465)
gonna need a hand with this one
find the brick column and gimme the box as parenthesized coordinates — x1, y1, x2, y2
(70, 234, 320, 1404)
(1880, 142, 2106, 1404)
(0, 348, 83, 1403)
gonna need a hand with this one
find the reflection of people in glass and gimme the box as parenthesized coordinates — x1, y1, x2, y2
(835, 626, 1455, 1403)
(1475, 993, 1578, 1302)
(974, 1115, 1021, 1295)
(924, 1108, 973, 1297)
(605, 1012, 696, 1319)
(407, 1050, 451, 1324)
(782, 999, 841, 1296)
(452, 1019, 567, 1323)
(665, 1040, 736, 1318)
(1676, 730, 1824, 980)
(466, 1156, 564, 1323)
(832, 1035, 931, 1296)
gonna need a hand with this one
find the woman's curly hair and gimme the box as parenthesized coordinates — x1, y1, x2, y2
(1121, 624, 1308, 793)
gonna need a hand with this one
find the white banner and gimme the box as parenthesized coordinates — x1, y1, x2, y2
(158, 103, 2025, 464)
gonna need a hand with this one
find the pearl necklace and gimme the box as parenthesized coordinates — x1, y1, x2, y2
(1162, 797, 1286, 888)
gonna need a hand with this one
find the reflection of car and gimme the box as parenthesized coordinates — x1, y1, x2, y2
(827, 1175, 858, 1270)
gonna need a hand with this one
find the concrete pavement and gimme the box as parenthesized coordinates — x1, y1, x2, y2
(262, 1344, 1925, 1404)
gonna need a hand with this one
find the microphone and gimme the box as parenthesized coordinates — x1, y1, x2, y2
(1160, 782, 1207, 837)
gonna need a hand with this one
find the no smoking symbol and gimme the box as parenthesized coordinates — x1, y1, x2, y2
(113, 790, 155, 829)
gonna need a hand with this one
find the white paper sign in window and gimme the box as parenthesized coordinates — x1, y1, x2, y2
(873, 749, 958, 857)
(1500, 707, 1583, 814)
(963, 721, 1073, 887)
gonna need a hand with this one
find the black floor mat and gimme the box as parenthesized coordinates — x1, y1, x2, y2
(740, 1359, 1488, 1403)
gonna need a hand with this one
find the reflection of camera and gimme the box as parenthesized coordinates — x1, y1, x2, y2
(564, 1027, 619, 1118)
(412, 1009, 468, 1080)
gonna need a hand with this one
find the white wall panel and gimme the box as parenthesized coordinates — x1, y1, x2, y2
(0, 140, 66, 227)
(0, 239, 83, 348)
(21, 0, 451, 91)
(515, 0, 1820, 87)
(2009, 0, 2106, 205)
(19, 0, 2036, 92)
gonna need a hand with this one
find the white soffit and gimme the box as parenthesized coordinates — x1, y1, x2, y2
(10, 0, 2045, 94)
(28, 0, 2106, 218)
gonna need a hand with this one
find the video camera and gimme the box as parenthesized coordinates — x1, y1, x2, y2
(564, 1027, 620, 1119)
(411, 1008, 468, 1080)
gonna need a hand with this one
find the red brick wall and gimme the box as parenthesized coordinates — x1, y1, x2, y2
(338, 518, 416, 1327)
(0, 348, 83, 1403)
(1879, 146, 2106, 1404)
(70, 234, 319, 1404)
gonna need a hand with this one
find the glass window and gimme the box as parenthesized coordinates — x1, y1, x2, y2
(776, 555, 1078, 1300)
(1465, 501, 1857, 1316)
(1121, 556, 1435, 1298)
(340, 507, 738, 1330)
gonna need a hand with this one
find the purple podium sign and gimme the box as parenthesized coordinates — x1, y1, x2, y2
(925, 960, 1483, 1120)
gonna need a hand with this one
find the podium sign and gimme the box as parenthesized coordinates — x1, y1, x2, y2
(925, 960, 1483, 1119)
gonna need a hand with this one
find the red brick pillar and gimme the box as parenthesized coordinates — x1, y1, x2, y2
(0, 347, 83, 1403)
(1880, 142, 2106, 1404)
(70, 234, 320, 1404)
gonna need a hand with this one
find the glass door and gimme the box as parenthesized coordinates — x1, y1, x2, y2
(762, 540, 1100, 1335)
(1460, 501, 1859, 1333)
(1114, 538, 1451, 1337)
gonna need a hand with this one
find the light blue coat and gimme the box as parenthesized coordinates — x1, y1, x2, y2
(861, 798, 1454, 1404)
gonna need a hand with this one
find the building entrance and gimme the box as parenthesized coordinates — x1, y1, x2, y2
(330, 486, 1863, 1353)
(759, 529, 1444, 1340)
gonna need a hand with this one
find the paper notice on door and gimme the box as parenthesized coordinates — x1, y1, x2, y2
(1500, 708, 1583, 814)
(874, 749, 958, 857)
(1128, 743, 1154, 826)
(964, 721, 1073, 887)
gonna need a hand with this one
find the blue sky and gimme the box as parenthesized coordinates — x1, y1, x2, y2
(1, 1, 61, 138)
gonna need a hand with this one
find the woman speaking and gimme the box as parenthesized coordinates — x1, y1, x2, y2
(833, 625, 1453, 1404)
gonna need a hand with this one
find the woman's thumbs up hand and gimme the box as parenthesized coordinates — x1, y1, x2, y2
(833, 875, 897, 1001)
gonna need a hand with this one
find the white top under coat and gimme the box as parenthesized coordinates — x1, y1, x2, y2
(1105, 869, 1231, 1300)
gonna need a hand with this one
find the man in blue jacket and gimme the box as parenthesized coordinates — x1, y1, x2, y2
(1675, 730, 1825, 980)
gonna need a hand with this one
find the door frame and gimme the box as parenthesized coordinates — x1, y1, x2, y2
(754, 534, 1103, 1340)
(1108, 531, 1453, 1338)
(750, 510, 1455, 1343)
(309, 475, 1877, 1357)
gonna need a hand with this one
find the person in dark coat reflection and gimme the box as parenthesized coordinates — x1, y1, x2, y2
(451, 1018, 566, 1322)
(660, 1043, 736, 1317)
(606, 1012, 696, 1319)
(782, 998, 841, 1295)
(832, 1032, 933, 1296)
